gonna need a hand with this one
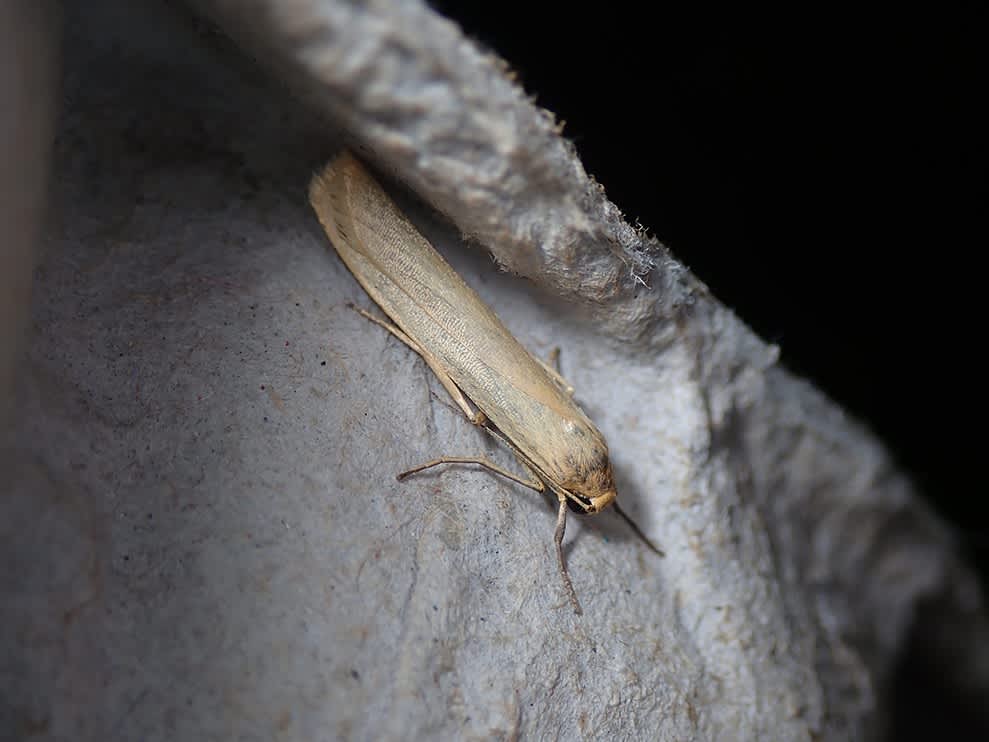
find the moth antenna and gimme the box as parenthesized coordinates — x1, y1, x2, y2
(613, 503, 665, 557)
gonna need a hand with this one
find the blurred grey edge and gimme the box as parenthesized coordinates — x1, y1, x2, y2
(0, 0, 59, 425)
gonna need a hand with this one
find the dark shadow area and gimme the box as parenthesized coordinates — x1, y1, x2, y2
(888, 645, 989, 739)
(888, 600, 989, 739)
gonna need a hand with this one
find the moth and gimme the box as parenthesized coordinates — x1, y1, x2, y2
(308, 151, 658, 614)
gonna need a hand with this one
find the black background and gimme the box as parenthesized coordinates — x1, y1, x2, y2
(431, 2, 986, 736)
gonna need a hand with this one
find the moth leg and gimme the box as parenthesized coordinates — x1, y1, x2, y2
(414, 352, 488, 426)
(350, 303, 418, 350)
(548, 346, 562, 372)
(351, 304, 487, 426)
(535, 347, 575, 398)
(398, 445, 583, 615)
(554, 495, 583, 616)
(397, 456, 544, 491)
(424, 363, 488, 427)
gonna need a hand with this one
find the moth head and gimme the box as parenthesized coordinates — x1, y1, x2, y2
(565, 459, 617, 514)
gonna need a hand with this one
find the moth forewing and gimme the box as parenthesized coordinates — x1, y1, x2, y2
(308, 151, 621, 613)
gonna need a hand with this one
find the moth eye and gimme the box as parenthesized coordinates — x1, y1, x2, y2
(566, 498, 587, 514)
